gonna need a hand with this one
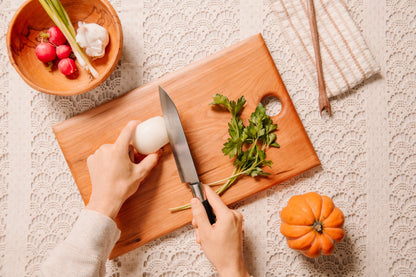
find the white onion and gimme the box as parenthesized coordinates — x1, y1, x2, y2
(76, 22, 109, 58)
(133, 116, 169, 154)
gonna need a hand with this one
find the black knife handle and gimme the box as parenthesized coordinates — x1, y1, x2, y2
(202, 199, 216, 225)
(190, 182, 216, 225)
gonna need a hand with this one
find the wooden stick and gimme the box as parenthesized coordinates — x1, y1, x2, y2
(307, 0, 331, 116)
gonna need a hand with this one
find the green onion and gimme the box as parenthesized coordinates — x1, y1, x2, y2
(38, 0, 98, 78)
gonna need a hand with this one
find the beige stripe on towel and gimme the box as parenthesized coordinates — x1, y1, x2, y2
(272, 0, 379, 97)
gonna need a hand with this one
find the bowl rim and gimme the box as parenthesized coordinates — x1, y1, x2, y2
(6, 0, 123, 96)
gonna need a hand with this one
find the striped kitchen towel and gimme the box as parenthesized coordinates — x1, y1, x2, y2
(272, 0, 379, 97)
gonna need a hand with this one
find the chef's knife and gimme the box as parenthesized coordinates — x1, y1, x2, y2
(159, 86, 216, 225)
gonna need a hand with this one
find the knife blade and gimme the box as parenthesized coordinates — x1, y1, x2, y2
(159, 86, 216, 224)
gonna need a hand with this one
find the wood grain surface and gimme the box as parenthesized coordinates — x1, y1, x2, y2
(53, 34, 320, 259)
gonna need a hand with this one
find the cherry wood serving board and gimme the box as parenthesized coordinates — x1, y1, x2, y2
(53, 34, 320, 259)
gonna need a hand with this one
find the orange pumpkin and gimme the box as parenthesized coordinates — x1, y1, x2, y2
(280, 192, 345, 258)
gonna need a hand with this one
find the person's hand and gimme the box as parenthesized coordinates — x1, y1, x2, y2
(86, 120, 161, 219)
(191, 185, 250, 277)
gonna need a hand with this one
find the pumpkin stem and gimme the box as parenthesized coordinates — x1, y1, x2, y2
(313, 221, 323, 234)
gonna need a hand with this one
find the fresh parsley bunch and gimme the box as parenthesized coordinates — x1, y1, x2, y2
(169, 94, 279, 212)
(210, 93, 280, 195)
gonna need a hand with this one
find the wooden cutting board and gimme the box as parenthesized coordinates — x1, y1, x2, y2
(53, 34, 320, 259)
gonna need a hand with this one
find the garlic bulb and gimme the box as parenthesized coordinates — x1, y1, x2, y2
(133, 116, 169, 155)
(76, 22, 109, 58)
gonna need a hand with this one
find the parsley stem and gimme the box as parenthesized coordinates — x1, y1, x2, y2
(205, 168, 246, 186)
(215, 157, 262, 195)
(169, 154, 263, 212)
(169, 203, 191, 212)
(215, 174, 239, 195)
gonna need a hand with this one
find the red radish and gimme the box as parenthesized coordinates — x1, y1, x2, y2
(48, 26, 67, 46)
(35, 42, 56, 63)
(58, 58, 77, 75)
(56, 45, 72, 59)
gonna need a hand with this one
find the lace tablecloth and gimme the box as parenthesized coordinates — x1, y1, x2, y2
(1, 0, 415, 276)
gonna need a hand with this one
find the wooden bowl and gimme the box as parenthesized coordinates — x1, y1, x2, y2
(6, 0, 123, 96)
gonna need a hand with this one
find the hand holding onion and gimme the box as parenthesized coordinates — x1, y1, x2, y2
(86, 120, 164, 219)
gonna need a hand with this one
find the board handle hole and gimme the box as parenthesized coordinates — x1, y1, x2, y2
(261, 95, 281, 117)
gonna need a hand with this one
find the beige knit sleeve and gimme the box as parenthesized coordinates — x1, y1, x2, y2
(41, 209, 121, 277)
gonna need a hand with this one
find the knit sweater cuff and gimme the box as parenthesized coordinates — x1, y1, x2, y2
(66, 208, 121, 259)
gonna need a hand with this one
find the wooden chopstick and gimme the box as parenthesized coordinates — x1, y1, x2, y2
(306, 0, 332, 116)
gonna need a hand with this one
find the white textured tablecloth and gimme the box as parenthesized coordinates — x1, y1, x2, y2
(1, 0, 415, 276)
